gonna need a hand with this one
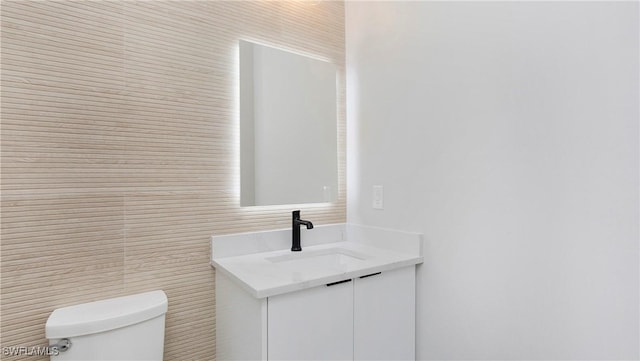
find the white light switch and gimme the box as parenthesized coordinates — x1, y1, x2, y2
(372, 185, 384, 209)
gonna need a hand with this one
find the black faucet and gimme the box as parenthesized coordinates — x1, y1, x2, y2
(291, 210, 313, 252)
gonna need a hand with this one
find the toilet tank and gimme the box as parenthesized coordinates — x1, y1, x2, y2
(45, 290, 168, 361)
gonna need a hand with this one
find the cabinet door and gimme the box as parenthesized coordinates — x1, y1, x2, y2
(354, 266, 416, 360)
(268, 280, 353, 361)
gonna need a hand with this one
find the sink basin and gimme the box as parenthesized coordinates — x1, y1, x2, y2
(266, 248, 369, 269)
(211, 225, 424, 298)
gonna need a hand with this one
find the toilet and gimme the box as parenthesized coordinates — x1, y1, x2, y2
(45, 290, 168, 360)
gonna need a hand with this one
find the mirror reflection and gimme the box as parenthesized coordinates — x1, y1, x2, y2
(240, 40, 338, 206)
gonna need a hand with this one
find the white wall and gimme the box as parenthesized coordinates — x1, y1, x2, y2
(346, 2, 639, 360)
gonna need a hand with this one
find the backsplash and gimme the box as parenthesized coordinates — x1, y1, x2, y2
(0, 2, 345, 360)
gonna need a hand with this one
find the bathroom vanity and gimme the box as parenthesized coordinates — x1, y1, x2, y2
(211, 224, 423, 360)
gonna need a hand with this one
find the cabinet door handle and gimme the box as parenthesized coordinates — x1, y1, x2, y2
(326, 279, 352, 287)
(359, 272, 381, 279)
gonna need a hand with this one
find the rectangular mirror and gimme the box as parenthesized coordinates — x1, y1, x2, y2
(240, 40, 338, 206)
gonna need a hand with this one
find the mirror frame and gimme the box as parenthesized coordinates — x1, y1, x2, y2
(239, 40, 339, 207)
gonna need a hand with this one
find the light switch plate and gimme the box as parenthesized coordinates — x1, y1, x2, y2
(372, 185, 384, 209)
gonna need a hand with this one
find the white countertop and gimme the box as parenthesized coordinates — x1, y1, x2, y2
(211, 224, 423, 298)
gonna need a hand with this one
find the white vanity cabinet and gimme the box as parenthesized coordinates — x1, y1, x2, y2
(212, 224, 424, 361)
(268, 279, 354, 360)
(215, 265, 416, 361)
(354, 266, 415, 361)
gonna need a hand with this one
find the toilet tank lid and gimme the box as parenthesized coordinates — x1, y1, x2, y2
(45, 290, 168, 339)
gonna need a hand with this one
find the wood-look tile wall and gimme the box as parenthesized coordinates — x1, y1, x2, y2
(0, 2, 345, 359)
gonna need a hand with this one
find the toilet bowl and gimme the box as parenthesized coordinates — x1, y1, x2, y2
(45, 290, 168, 360)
